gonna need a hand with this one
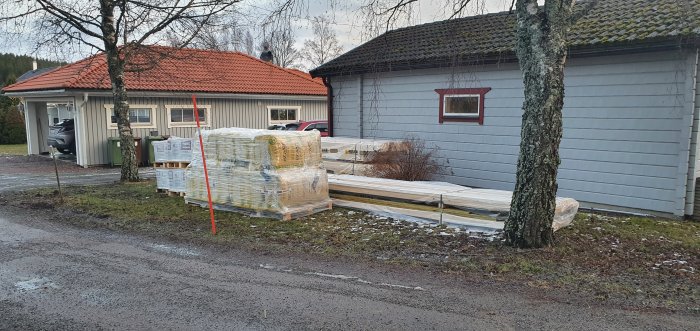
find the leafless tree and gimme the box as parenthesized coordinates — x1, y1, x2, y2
(243, 30, 256, 55)
(0, 0, 239, 181)
(268, 0, 596, 248)
(301, 15, 343, 70)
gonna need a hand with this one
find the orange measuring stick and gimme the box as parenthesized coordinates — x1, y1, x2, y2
(192, 95, 217, 235)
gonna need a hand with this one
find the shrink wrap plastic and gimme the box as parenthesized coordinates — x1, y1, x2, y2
(321, 137, 396, 163)
(153, 137, 194, 163)
(186, 128, 331, 218)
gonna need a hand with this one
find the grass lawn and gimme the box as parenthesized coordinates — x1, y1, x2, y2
(0, 144, 27, 155)
(4, 181, 700, 312)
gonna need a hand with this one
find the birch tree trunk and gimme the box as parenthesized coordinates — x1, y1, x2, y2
(504, 0, 577, 248)
(100, 0, 138, 181)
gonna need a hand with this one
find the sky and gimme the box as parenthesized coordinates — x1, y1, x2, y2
(0, 0, 517, 67)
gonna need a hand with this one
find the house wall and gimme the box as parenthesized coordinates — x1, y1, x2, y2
(331, 50, 699, 216)
(82, 96, 326, 166)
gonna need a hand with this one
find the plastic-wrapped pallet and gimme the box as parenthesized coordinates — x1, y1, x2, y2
(169, 169, 186, 193)
(321, 137, 398, 163)
(185, 128, 331, 220)
(153, 140, 170, 163)
(152, 137, 194, 163)
(155, 168, 170, 190)
(169, 137, 194, 162)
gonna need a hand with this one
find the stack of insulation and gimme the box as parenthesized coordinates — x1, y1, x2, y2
(153, 137, 193, 193)
(185, 128, 331, 219)
(321, 137, 399, 176)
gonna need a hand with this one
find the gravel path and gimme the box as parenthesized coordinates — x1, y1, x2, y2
(0, 207, 697, 330)
(0, 155, 153, 192)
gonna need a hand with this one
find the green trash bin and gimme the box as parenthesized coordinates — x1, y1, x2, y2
(145, 135, 166, 166)
(108, 136, 143, 167)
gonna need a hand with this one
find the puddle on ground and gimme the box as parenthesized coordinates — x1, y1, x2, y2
(148, 243, 200, 256)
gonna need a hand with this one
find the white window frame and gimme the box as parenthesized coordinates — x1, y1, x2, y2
(165, 104, 211, 128)
(442, 94, 480, 118)
(104, 104, 157, 129)
(267, 105, 301, 125)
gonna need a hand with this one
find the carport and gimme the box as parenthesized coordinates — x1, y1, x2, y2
(15, 92, 89, 167)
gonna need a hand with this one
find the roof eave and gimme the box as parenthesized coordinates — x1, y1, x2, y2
(2, 89, 68, 97)
(312, 38, 700, 77)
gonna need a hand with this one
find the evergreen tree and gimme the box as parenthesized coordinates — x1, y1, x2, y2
(0, 75, 25, 144)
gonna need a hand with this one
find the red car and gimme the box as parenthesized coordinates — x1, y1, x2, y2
(296, 120, 329, 137)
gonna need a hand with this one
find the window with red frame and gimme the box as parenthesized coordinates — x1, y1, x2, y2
(435, 88, 491, 125)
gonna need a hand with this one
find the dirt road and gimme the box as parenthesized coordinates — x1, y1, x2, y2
(1, 207, 697, 330)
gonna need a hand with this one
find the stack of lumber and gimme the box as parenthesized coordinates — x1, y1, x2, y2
(328, 174, 579, 231)
(185, 128, 331, 220)
(332, 199, 503, 233)
(153, 137, 193, 196)
(321, 137, 398, 176)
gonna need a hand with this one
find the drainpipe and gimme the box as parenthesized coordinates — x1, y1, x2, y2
(322, 76, 334, 137)
(76, 92, 89, 168)
(359, 74, 364, 139)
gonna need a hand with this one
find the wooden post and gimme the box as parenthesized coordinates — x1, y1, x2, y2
(439, 194, 444, 225)
(50, 147, 64, 204)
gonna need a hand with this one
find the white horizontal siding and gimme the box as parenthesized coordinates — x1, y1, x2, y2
(331, 76, 360, 137)
(332, 50, 696, 215)
(83, 96, 326, 166)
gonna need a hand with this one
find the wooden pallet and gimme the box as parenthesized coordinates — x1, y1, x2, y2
(157, 188, 186, 197)
(153, 161, 190, 169)
(185, 198, 333, 221)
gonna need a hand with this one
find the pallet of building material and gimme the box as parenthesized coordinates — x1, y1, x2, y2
(153, 137, 194, 163)
(323, 159, 372, 175)
(185, 128, 331, 220)
(193, 128, 322, 171)
(157, 189, 186, 197)
(185, 198, 332, 221)
(155, 168, 186, 193)
(328, 174, 469, 202)
(187, 167, 330, 214)
(321, 137, 398, 163)
(153, 161, 190, 169)
(328, 174, 579, 230)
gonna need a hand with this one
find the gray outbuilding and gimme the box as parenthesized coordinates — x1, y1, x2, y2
(311, 0, 700, 218)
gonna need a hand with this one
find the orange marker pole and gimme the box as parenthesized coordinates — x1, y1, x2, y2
(192, 95, 216, 235)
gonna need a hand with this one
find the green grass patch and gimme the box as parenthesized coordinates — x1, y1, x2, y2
(0, 144, 27, 155)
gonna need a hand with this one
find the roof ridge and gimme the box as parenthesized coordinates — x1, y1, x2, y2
(385, 7, 513, 35)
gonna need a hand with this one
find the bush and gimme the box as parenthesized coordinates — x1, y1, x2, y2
(0, 109, 26, 144)
(366, 137, 444, 181)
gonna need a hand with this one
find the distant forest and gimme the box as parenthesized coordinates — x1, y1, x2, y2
(0, 53, 65, 85)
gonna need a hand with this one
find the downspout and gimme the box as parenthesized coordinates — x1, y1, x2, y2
(359, 74, 364, 139)
(678, 48, 699, 216)
(75, 92, 89, 168)
(322, 76, 334, 137)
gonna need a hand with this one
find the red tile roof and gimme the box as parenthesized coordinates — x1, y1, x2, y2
(2, 46, 327, 96)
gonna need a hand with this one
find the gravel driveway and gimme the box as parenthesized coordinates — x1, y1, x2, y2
(0, 155, 153, 192)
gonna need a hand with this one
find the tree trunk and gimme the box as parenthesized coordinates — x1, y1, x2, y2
(100, 0, 138, 181)
(504, 0, 576, 248)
